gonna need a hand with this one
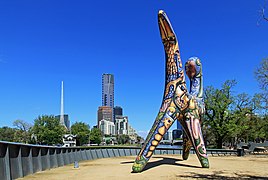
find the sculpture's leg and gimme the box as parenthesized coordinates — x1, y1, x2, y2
(182, 129, 192, 160)
(183, 57, 209, 168)
(132, 10, 187, 173)
(132, 106, 177, 173)
(183, 108, 209, 168)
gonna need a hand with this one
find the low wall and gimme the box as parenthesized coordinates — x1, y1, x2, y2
(0, 141, 236, 180)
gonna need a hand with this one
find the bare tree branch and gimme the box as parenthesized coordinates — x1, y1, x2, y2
(262, 7, 268, 21)
(257, 1, 268, 25)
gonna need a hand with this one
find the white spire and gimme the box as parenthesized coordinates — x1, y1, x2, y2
(60, 81, 66, 128)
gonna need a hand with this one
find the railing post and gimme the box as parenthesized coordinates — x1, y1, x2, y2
(81, 148, 87, 160)
(68, 148, 74, 163)
(41, 147, 50, 171)
(21, 145, 33, 177)
(32, 146, 42, 173)
(0, 142, 11, 180)
(62, 148, 69, 165)
(96, 149, 103, 158)
(49, 148, 58, 168)
(85, 148, 93, 160)
(9, 144, 23, 179)
(56, 148, 64, 167)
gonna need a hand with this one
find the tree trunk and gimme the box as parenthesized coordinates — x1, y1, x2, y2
(216, 138, 223, 149)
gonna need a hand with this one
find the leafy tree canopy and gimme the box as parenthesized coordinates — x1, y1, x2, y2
(203, 80, 268, 148)
(117, 134, 130, 144)
(30, 115, 66, 145)
(255, 58, 268, 109)
(71, 122, 90, 146)
(12, 119, 32, 143)
(0, 126, 16, 142)
(90, 128, 102, 145)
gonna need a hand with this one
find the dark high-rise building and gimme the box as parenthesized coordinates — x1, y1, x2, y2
(114, 106, 123, 119)
(102, 74, 114, 108)
(102, 74, 114, 121)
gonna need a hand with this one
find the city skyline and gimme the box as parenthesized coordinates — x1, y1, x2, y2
(0, 1, 267, 138)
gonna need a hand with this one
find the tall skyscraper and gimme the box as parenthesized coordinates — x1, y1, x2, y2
(60, 81, 66, 128)
(102, 74, 114, 120)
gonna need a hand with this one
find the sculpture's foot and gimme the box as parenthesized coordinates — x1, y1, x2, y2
(132, 156, 148, 173)
(182, 131, 192, 160)
(200, 156, 209, 168)
(182, 149, 190, 160)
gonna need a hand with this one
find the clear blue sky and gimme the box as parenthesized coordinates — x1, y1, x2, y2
(0, 1, 267, 137)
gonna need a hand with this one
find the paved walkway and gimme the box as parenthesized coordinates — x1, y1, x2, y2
(18, 155, 268, 180)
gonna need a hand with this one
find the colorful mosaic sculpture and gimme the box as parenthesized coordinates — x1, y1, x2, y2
(132, 10, 209, 173)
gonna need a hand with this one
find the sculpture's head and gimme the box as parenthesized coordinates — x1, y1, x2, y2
(158, 10, 177, 44)
(185, 57, 202, 79)
(158, 10, 184, 84)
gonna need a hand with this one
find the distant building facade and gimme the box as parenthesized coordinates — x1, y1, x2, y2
(62, 134, 76, 147)
(172, 129, 183, 140)
(97, 106, 113, 126)
(99, 119, 115, 135)
(163, 130, 173, 141)
(128, 125, 138, 144)
(128, 125, 137, 136)
(115, 116, 128, 135)
(56, 114, 70, 130)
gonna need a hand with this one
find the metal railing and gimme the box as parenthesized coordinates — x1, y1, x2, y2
(0, 141, 237, 180)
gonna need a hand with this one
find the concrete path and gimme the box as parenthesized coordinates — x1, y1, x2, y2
(18, 155, 268, 180)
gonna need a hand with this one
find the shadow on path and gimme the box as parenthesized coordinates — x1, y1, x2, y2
(178, 172, 268, 180)
(121, 156, 201, 172)
(143, 157, 200, 171)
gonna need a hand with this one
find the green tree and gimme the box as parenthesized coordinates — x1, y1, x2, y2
(261, 115, 268, 139)
(0, 126, 16, 142)
(117, 134, 130, 144)
(203, 80, 237, 148)
(136, 135, 143, 144)
(89, 128, 102, 145)
(13, 119, 31, 131)
(233, 93, 264, 142)
(71, 122, 90, 146)
(30, 115, 66, 145)
(255, 58, 268, 109)
(13, 119, 32, 143)
(255, 59, 268, 90)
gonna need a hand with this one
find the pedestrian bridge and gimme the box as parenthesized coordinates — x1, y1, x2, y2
(160, 139, 183, 145)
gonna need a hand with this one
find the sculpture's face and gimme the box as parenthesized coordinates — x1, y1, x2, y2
(185, 60, 196, 79)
